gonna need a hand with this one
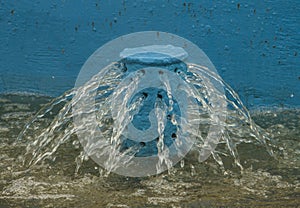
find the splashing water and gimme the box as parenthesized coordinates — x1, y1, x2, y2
(17, 59, 274, 177)
(3, 32, 297, 207)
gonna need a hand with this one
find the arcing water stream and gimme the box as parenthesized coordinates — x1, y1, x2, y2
(0, 61, 298, 207)
(1, 31, 299, 207)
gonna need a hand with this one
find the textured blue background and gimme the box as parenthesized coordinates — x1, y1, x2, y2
(0, 0, 299, 108)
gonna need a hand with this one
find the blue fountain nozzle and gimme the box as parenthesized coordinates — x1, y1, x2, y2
(120, 45, 188, 65)
(119, 45, 189, 74)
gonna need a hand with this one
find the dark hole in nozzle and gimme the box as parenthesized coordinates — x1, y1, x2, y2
(171, 133, 177, 139)
(122, 63, 127, 72)
(142, 92, 148, 98)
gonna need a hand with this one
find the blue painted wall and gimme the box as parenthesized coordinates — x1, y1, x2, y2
(0, 0, 299, 108)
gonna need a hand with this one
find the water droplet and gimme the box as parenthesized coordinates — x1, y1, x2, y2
(180, 159, 184, 168)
